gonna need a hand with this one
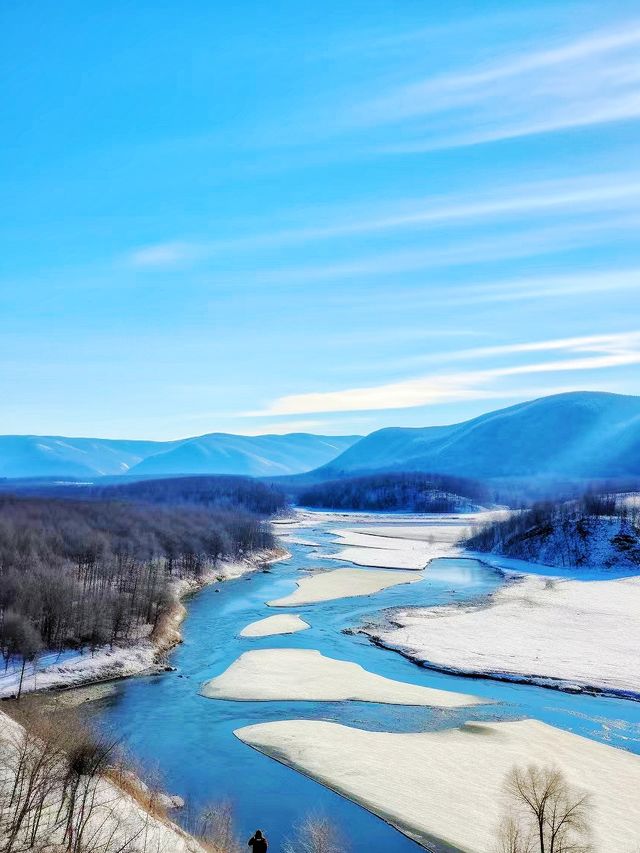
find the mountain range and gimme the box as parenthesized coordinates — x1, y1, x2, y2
(2, 392, 639, 482)
(0, 433, 360, 480)
(318, 391, 640, 480)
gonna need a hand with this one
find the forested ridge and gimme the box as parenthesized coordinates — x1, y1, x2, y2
(0, 474, 287, 516)
(0, 493, 276, 672)
(466, 493, 640, 568)
(298, 471, 488, 512)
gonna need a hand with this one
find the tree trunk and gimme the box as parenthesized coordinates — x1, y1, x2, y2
(17, 658, 26, 699)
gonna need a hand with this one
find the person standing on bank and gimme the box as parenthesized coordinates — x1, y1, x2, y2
(248, 829, 268, 852)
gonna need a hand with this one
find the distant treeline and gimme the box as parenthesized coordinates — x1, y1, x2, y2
(89, 475, 287, 515)
(0, 494, 275, 665)
(486, 477, 640, 509)
(297, 472, 488, 512)
(0, 475, 288, 516)
(466, 493, 640, 567)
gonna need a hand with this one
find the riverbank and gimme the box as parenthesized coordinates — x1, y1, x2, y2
(236, 717, 640, 853)
(0, 547, 289, 700)
(0, 707, 208, 852)
(363, 571, 640, 699)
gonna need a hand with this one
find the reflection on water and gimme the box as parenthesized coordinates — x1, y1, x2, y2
(84, 516, 640, 852)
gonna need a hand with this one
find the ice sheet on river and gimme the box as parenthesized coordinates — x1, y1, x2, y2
(366, 574, 640, 697)
(202, 648, 483, 706)
(327, 528, 458, 569)
(239, 614, 310, 637)
(323, 512, 502, 570)
(267, 566, 421, 606)
(235, 718, 640, 853)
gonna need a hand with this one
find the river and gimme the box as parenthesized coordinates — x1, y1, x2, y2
(84, 512, 640, 851)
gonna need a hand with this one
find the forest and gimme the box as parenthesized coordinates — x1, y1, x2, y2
(0, 475, 287, 516)
(89, 474, 287, 515)
(297, 471, 488, 512)
(466, 493, 640, 568)
(0, 494, 276, 673)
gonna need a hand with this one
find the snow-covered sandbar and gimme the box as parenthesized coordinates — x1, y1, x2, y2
(268, 567, 422, 606)
(235, 718, 640, 853)
(202, 648, 482, 706)
(323, 511, 507, 570)
(327, 529, 457, 569)
(240, 614, 310, 637)
(366, 574, 640, 697)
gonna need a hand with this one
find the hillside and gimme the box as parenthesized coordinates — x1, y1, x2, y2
(315, 392, 640, 481)
(0, 432, 360, 479)
(93, 474, 287, 514)
(466, 495, 640, 570)
(130, 432, 360, 477)
(0, 435, 170, 479)
(298, 472, 487, 512)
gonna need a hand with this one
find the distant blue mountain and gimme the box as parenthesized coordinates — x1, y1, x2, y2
(0, 436, 170, 479)
(316, 392, 640, 480)
(4, 392, 639, 481)
(0, 432, 361, 479)
(129, 433, 361, 478)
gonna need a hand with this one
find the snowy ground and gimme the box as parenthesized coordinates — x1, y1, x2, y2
(239, 614, 310, 637)
(267, 566, 422, 606)
(366, 573, 640, 697)
(475, 514, 640, 572)
(0, 711, 206, 853)
(235, 718, 640, 853)
(0, 643, 160, 701)
(202, 648, 483, 707)
(326, 528, 459, 569)
(323, 510, 506, 570)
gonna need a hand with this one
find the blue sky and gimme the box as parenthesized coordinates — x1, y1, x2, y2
(2, 0, 640, 439)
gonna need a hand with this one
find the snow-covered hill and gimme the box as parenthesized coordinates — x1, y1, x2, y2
(129, 432, 360, 478)
(316, 391, 640, 480)
(467, 498, 640, 571)
(0, 432, 360, 479)
(0, 435, 169, 478)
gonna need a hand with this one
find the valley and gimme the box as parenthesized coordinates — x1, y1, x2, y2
(69, 508, 640, 852)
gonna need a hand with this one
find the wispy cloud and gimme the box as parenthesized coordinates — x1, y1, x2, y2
(247, 332, 640, 416)
(429, 267, 640, 307)
(229, 216, 639, 288)
(127, 241, 201, 269)
(123, 172, 640, 263)
(353, 22, 640, 150)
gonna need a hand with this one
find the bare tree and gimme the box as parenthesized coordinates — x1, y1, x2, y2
(0, 492, 278, 684)
(283, 812, 348, 853)
(183, 799, 242, 853)
(495, 815, 534, 853)
(0, 706, 160, 852)
(500, 765, 592, 853)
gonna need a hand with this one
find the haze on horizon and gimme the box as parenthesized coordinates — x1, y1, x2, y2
(2, 1, 640, 441)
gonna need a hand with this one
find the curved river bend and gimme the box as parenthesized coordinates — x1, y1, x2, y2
(85, 513, 640, 852)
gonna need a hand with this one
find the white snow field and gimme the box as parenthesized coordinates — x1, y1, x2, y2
(367, 574, 640, 696)
(326, 528, 458, 569)
(267, 566, 422, 606)
(235, 718, 640, 853)
(239, 614, 310, 637)
(324, 511, 507, 570)
(201, 648, 483, 707)
(0, 642, 160, 700)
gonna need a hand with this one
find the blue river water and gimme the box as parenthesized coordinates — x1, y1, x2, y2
(84, 515, 640, 852)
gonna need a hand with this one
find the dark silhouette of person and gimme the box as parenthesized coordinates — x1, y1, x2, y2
(248, 829, 268, 852)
